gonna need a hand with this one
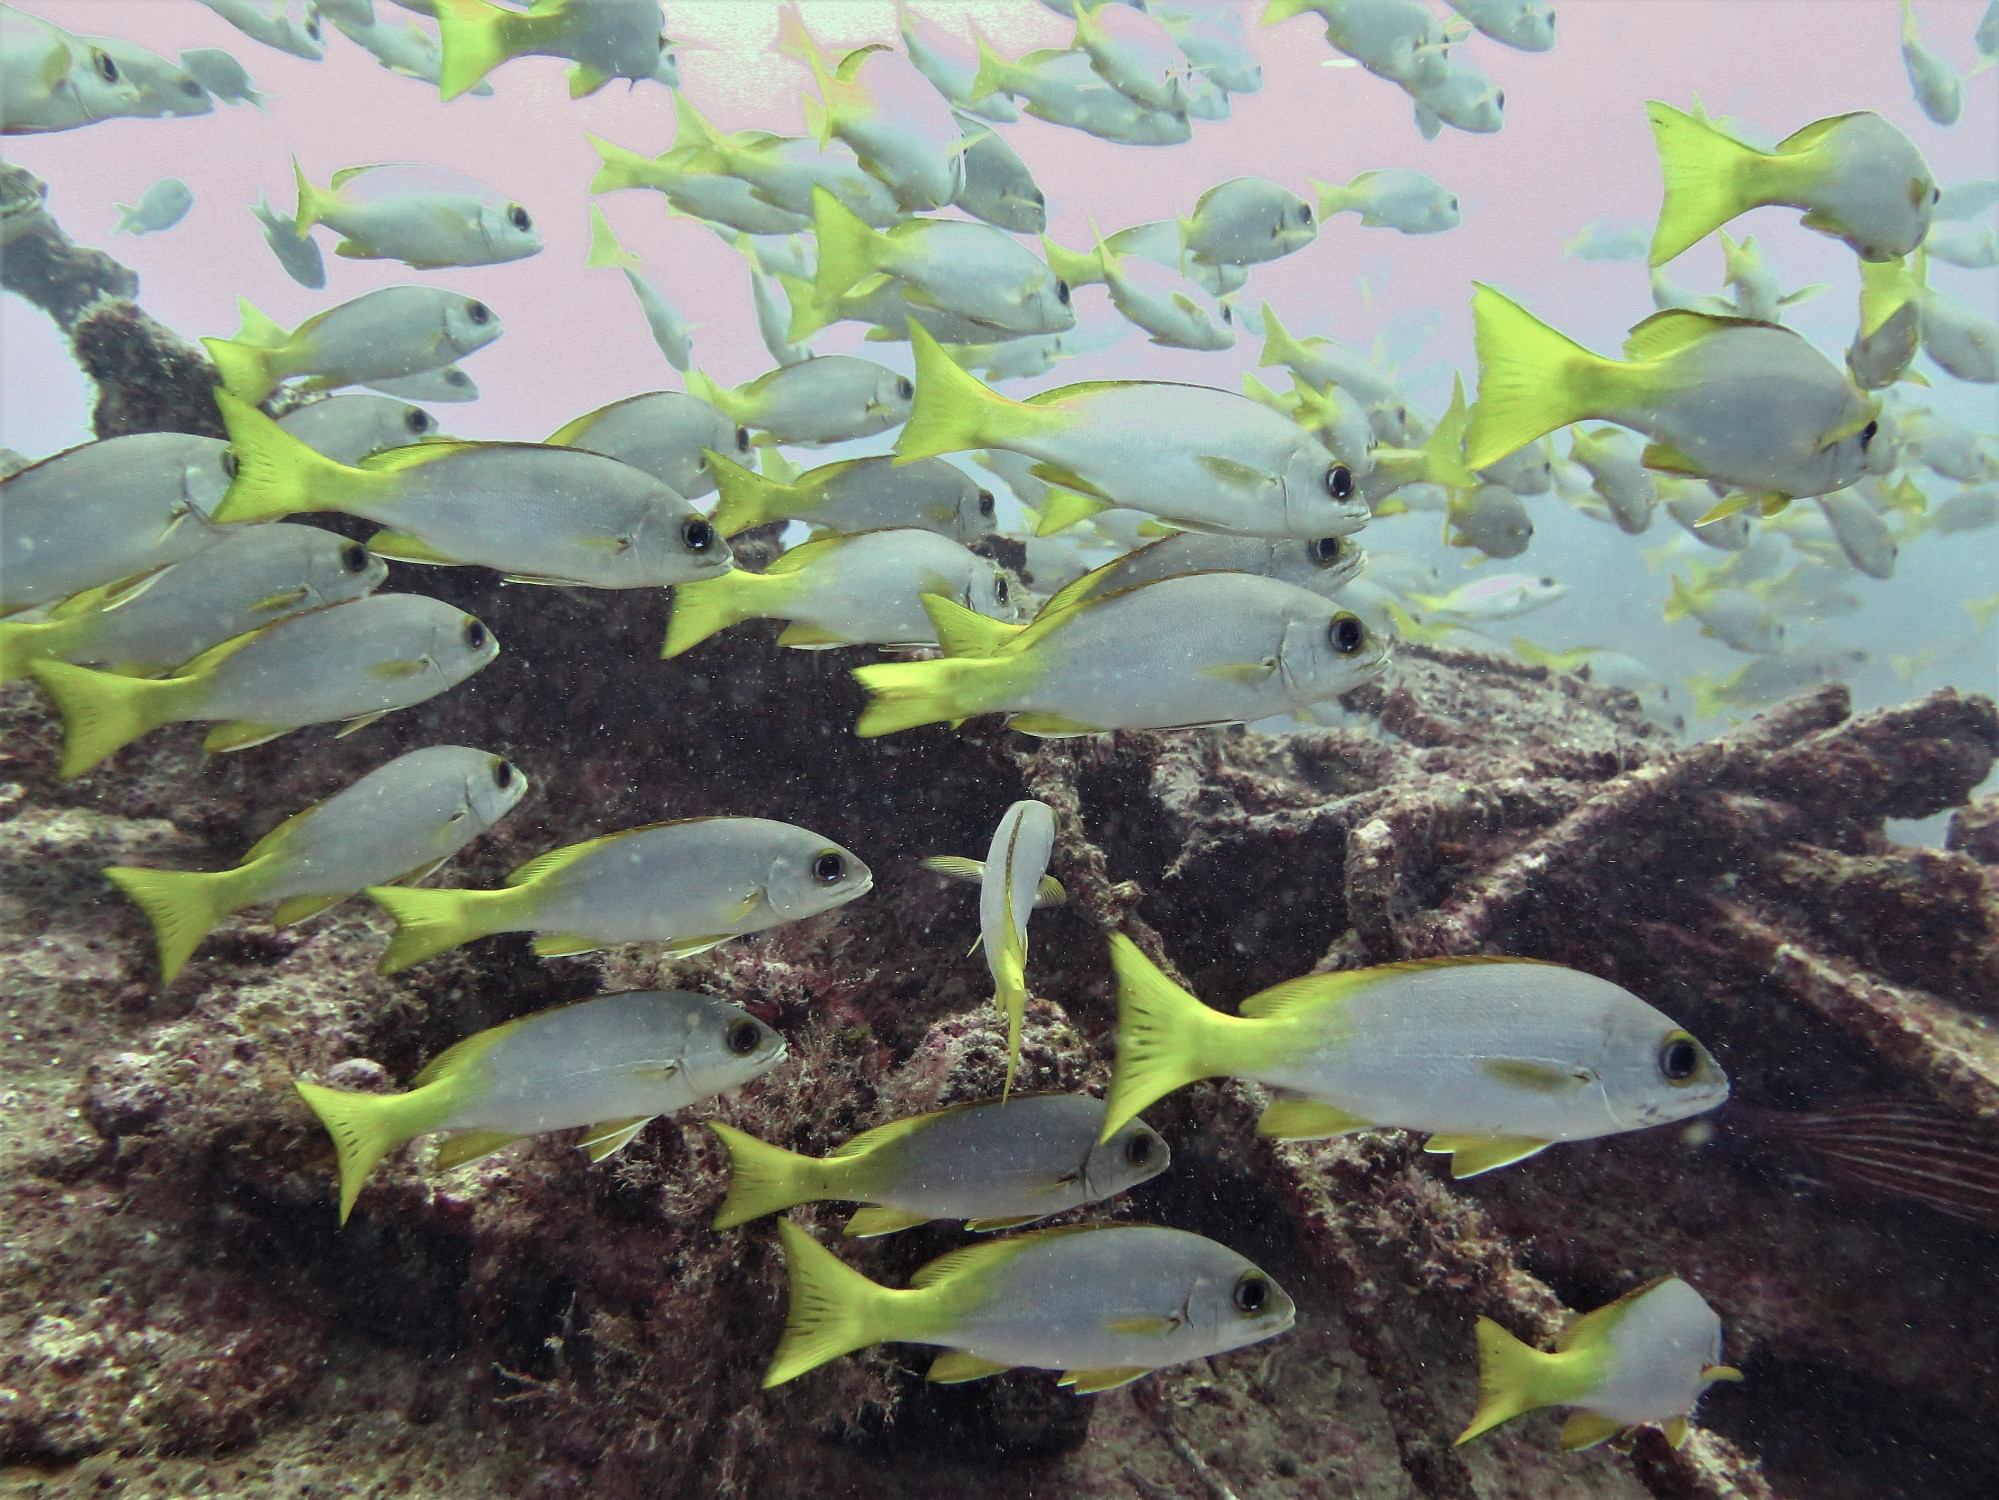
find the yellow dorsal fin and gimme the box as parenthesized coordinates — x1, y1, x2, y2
(922, 593, 1019, 658)
(357, 439, 485, 473)
(1774, 112, 1865, 155)
(1236, 956, 1558, 1020)
(174, 623, 274, 679)
(412, 1013, 536, 1088)
(329, 164, 387, 189)
(830, 1109, 940, 1160)
(233, 296, 290, 348)
(908, 1224, 1097, 1288)
(502, 818, 717, 887)
(761, 531, 850, 577)
(1621, 308, 1778, 362)
(1554, 1275, 1675, 1352)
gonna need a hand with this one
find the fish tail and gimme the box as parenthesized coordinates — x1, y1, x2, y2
(1100, 934, 1239, 1140)
(586, 134, 667, 195)
(210, 389, 377, 523)
(851, 652, 1021, 737)
(708, 1123, 843, 1229)
(1033, 487, 1108, 536)
(1040, 235, 1105, 289)
(27, 662, 186, 779)
(584, 205, 639, 269)
(661, 569, 795, 658)
(104, 861, 267, 985)
(433, 0, 532, 101)
(1456, 1318, 1557, 1444)
(294, 1078, 453, 1225)
(366, 885, 509, 974)
(1262, 0, 1322, 23)
(708, 451, 802, 535)
(809, 186, 890, 308)
(994, 952, 1027, 1102)
(1310, 178, 1354, 219)
(966, 20, 1013, 103)
(899, 321, 1064, 464)
(1257, 302, 1308, 371)
(1424, 374, 1477, 489)
(1645, 100, 1770, 266)
(288, 156, 334, 236)
(763, 1218, 897, 1387)
(1466, 284, 1618, 470)
(0, 615, 88, 684)
(201, 336, 280, 405)
(1662, 573, 1699, 624)
(113, 202, 138, 234)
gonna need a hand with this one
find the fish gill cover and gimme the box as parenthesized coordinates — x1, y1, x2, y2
(0, 1, 1996, 1497)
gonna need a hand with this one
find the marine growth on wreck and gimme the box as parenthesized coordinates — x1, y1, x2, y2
(2, 2, 1997, 1498)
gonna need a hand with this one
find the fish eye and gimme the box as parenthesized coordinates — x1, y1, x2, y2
(1659, 1031, 1702, 1084)
(182, 78, 204, 97)
(1495, 90, 1505, 109)
(1232, 1274, 1269, 1314)
(994, 576, 1009, 605)
(404, 407, 432, 433)
(493, 758, 517, 789)
(1860, 420, 1879, 449)
(1122, 1131, 1153, 1167)
(509, 204, 532, 232)
(735, 425, 752, 452)
(466, 300, 492, 325)
(977, 489, 995, 516)
(812, 850, 847, 884)
(1298, 203, 1313, 225)
(94, 50, 119, 83)
(1031, 189, 1046, 207)
(340, 542, 370, 573)
(1310, 536, 1343, 567)
(1539, 577, 1556, 587)
(1221, 304, 1233, 324)
(1328, 613, 1364, 655)
(445, 370, 471, 389)
(462, 618, 488, 650)
(1325, 464, 1354, 499)
(896, 376, 915, 402)
(305, 16, 321, 40)
(681, 517, 716, 552)
(1932, 185, 1942, 203)
(1056, 278, 1071, 305)
(726, 1017, 762, 1056)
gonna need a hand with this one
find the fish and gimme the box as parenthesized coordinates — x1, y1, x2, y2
(29, 593, 500, 778)
(1662, 486, 1756, 551)
(104, 745, 524, 984)
(1172, 177, 1319, 268)
(0, 524, 386, 686)
(1748, 1097, 1999, 1229)
(803, 189, 1073, 342)
(899, 323, 1367, 540)
(1916, 283, 1999, 386)
(82, 36, 213, 119)
(1316, 169, 1460, 234)
(325, 4, 490, 94)
(202, 287, 501, 405)
(1072, 0, 1204, 114)
(1646, 103, 1936, 265)
(1404, 573, 1567, 624)
(1924, 222, 1998, 270)
(1267, 0, 1451, 89)
(1257, 305, 1411, 435)
(196, 0, 324, 61)
(586, 207, 693, 371)
(1663, 577, 1785, 654)
(433, 0, 664, 100)
(969, 33, 1193, 147)
(113, 178, 193, 236)
(179, 48, 265, 107)
(1898, 0, 1962, 127)
(711, 1092, 1164, 1237)
(953, 113, 1046, 234)
(687, 356, 914, 448)
(761, 1220, 1294, 1392)
(1408, 52, 1505, 140)
(668, 92, 904, 229)
(1048, 530, 1367, 608)
(1468, 286, 1882, 519)
(365, 366, 478, 403)
(1478, 438, 1554, 496)
(1935, 177, 1999, 221)
(949, 800, 1059, 1093)
(1982, 0, 1999, 59)
(251, 194, 326, 288)
(1, 6, 153, 134)
(586, 135, 813, 236)
(291, 161, 541, 269)
(1569, 426, 1659, 535)
(211, 392, 731, 588)
(0, 433, 234, 616)
(364, 816, 873, 973)
(852, 571, 1387, 739)
(1929, 481, 1998, 535)
(1096, 234, 1235, 352)
(1686, 647, 1868, 717)
(1445, 483, 1534, 559)
(297, 990, 785, 1222)
(1565, 220, 1651, 261)
(547, 391, 747, 501)
(278, 394, 439, 466)
(1243, 373, 1377, 481)
(1101, 937, 1728, 1176)
(901, 4, 1019, 123)
(1848, 254, 1925, 390)
(1458, 1279, 1742, 1451)
(745, 251, 813, 367)
(707, 452, 995, 543)
(1453, 0, 1556, 51)
(1717, 231, 1826, 323)
(1814, 489, 1898, 579)
(663, 528, 1014, 657)
(1155, 3, 1262, 93)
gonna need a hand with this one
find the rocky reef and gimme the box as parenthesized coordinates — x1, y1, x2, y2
(5, 161, 1999, 1500)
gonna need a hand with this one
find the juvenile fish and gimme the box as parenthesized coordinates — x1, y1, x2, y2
(586, 207, 693, 371)
(664, 529, 1013, 657)
(251, 193, 326, 288)
(106, 745, 524, 983)
(1569, 426, 1658, 535)
(1686, 647, 1868, 717)
(1446, 483, 1534, 559)
(1048, 530, 1366, 607)
(212, 392, 731, 588)
(1316, 169, 1460, 234)
(365, 366, 478, 403)
(710, 1093, 1165, 1236)
(0, 433, 233, 615)
(202, 286, 501, 404)
(763, 1220, 1293, 1392)
(1898, 0, 1962, 127)
(969, 35, 1193, 147)
(1453, 0, 1556, 52)
(1266, 0, 1450, 89)
(1101, 937, 1728, 1177)
(196, 0, 324, 61)
(366, 816, 872, 972)
(1459, 1279, 1741, 1451)
(297, 990, 784, 1222)
(279, 394, 439, 465)
(586, 135, 813, 236)
(669, 92, 903, 228)
(953, 113, 1046, 234)
(1098, 236, 1234, 352)
(179, 48, 265, 107)
(30, 593, 500, 778)
(853, 572, 1386, 738)
(1409, 53, 1505, 140)
(903, 7, 1018, 122)
(434, 0, 664, 100)
(1663, 577, 1785, 654)
(547, 391, 748, 501)
(1072, 0, 1203, 114)
(687, 356, 913, 447)
(1814, 488, 1898, 578)
(292, 161, 540, 269)
(0, 524, 385, 684)
(708, 452, 995, 542)
(114, 178, 194, 235)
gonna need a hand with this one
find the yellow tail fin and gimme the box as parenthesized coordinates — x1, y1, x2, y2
(586, 133, 669, 195)
(1645, 101, 1771, 266)
(211, 389, 382, 523)
(1040, 236, 1105, 290)
(1100, 935, 1240, 1140)
(709, 1123, 843, 1229)
(708, 451, 801, 535)
(1466, 284, 1617, 470)
(1258, 302, 1311, 372)
(1456, 1317, 1558, 1444)
(105, 862, 267, 985)
(662, 570, 793, 658)
(294, 1078, 456, 1224)
(201, 336, 281, 405)
(1662, 573, 1701, 624)
(28, 661, 186, 778)
(1262, 0, 1323, 23)
(966, 20, 1014, 103)
(763, 1218, 896, 1387)
(366, 885, 508, 974)
(585, 204, 640, 269)
(809, 186, 891, 308)
(0, 614, 90, 684)
(289, 157, 336, 236)
(993, 929, 1028, 1100)
(433, 0, 534, 101)
(898, 321, 1068, 465)
(851, 649, 1025, 738)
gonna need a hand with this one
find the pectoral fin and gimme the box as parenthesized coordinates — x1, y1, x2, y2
(1559, 1412, 1626, 1451)
(776, 621, 852, 647)
(334, 710, 391, 738)
(568, 63, 610, 98)
(533, 933, 603, 957)
(1474, 1058, 1592, 1095)
(1035, 876, 1066, 906)
(1257, 1099, 1372, 1140)
(367, 532, 462, 564)
(1005, 712, 1102, 737)
(248, 587, 311, 613)
(1059, 1367, 1150, 1394)
(334, 240, 387, 260)
(364, 659, 430, 679)
(1102, 1316, 1180, 1337)
(272, 893, 343, 926)
(1424, 1134, 1551, 1178)
(660, 933, 731, 957)
(1195, 454, 1267, 490)
(202, 722, 293, 753)
(1663, 1416, 1690, 1448)
(927, 1351, 1012, 1383)
(964, 1214, 1040, 1232)
(433, 1130, 523, 1171)
(1198, 660, 1278, 684)
(580, 1116, 653, 1163)
(1692, 493, 1758, 526)
(1640, 443, 1702, 476)
(844, 1205, 932, 1237)
(923, 855, 985, 884)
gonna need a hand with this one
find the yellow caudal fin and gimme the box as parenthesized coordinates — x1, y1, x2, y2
(1262, 0, 1323, 23)
(201, 336, 281, 405)
(1662, 573, 1702, 624)
(1040, 235, 1105, 290)
(1424, 374, 1477, 489)
(211, 389, 380, 523)
(708, 451, 802, 535)
(104, 862, 267, 985)
(586, 133, 669, 196)
(1099, 935, 1241, 1139)
(585, 204, 640, 270)
(898, 321, 1069, 465)
(28, 662, 187, 778)
(763, 1218, 897, 1387)
(809, 185, 891, 308)
(966, 19, 1015, 103)
(294, 1078, 456, 1224)
(1456, 1317, 1559, 1444)
(0, 614, 89, 684)
(851, 650, 1023, 738)
(708, 1122, 841, 1229)
(1466, 284, 1619, 470)
(661, 570, 794, 658)
(289, 157, 336, 236)
(924, 593, 1021, 658)
(433, 0, 536, 101)
(1645, 101, 1772, 266)
(366, 885, 508, 974)
(994, 929, 1027, 1101)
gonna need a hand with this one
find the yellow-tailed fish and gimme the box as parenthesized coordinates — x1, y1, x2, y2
(196, 0, 323, 61)
(1101, 937, 1728, 1176)
(180, 47, 264, 108)
(744, 245, 813, 366)
(547, 390, 747, 501)
(1257, 304, 1412, 436)
(29, 594, 498, 778)
(1445, 483, 1533, 559)
(201, 287, 500, 405)
(780, 268, 1018, 348)
(967, 30, 1192, 147)
(852, 571, 1385, 739)
(1072, 0, 1204, 115)
(297, 990, 784, 1223)
(278, 394, 439, 466)
(1454, 0, 1555, 52)
(902, 5, 1019, 123)
(1, 7, 153, 133)
(1459, 1278, 1742, 1451)
(1172, 177, 1318, 268)
(710, 1093, 1165, 1236)
(663, 528, 1013, 658)
(1242, 372, 1376, 480)
(323, 3, 478, 95)
(1409, 52, 1505, 140)
(113, 178, 193, 235)
(1686, 648, 1868, 718)
(585, 207, 693, 371)
(1050, 530, 1367, 608)
(366, 817, 872, 973)
(1848, 254, 1924, 391)
(433, 0, 663, 101)
(1663, 576, 1784, 654)
(952, 111, 1046, 234)
(0, 433, 233, 615)
(1359, 375, 1476, 503)
(1646, 102, 1936, 266)
(1467, 285, 1881, 520)
(1898, 0, 1962, 127)
(899, 322, 1365, 539)
(585, 135, 812, 236)
(291, 160, 539, 269)
(1569, 426, 1658, 535)
(1265, 0, 1450, 90)
(251, 193, 326, 289)
(667, 91, 903, 228)
(210, 392, 729, 587)
(1404, 573, 1566, 625)
(762, 1220, 1293, 1392)
(1314, 168, 1460, 234)
(0, 524, 385, 685)
(106, 745, 525, 984)
(687, 357, 912, 448)
(1097, 232, 1234, 352)
(707, 451, 995, 542)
